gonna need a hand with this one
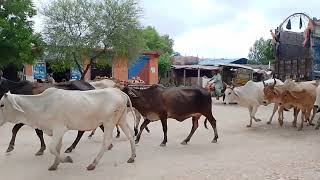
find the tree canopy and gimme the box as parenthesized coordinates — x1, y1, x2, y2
(0, 0, 42, 69)
(248, 37, 274, 65)
(41, 0, 144, 79)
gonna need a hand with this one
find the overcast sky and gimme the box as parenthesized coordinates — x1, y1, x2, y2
(32, 0, 320, 59)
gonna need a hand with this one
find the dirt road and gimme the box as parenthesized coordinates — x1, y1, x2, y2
(1, 100, 320, 180)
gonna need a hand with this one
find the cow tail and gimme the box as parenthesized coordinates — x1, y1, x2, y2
(119, 90, 137, 134)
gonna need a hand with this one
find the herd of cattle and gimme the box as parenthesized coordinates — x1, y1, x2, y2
(0, 76, 319, 171)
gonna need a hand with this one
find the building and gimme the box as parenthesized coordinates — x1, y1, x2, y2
(24, 51, 160, 85)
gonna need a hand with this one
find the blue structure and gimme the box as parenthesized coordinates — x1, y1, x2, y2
(128, 55, 150, 79)
(33, 63, 46, 79)
(199, 58, 248, 66)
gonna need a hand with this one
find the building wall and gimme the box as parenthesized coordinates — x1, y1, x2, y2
(113, 57, 128, 81)
(137, 54, 159, 85)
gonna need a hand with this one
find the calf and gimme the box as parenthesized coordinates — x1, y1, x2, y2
(122, 85, 218, 146)
(0, 88, 136, 171)
(279, 89, 316, 130)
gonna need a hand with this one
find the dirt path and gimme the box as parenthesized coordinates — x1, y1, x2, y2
(1, 100, 320, 180)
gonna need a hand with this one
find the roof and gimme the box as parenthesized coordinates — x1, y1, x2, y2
(222, 64, 253, 70)
(171, 65, 220, 70)
(199, 58, 248, 66)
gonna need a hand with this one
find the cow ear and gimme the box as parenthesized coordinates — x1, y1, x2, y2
(7, 94, 24, 113)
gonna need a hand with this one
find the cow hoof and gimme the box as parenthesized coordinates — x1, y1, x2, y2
(246, 125, 252, 128)
(315, 126, 320, 130)
(116, 134, 120, 138)
(255, 119, 262, 122)
(87, 164, 96, 171)
(64, 156, 73, 163)
(107, 144, 113, 150)
(309, 123, 315, 126)
(160, 143, 166, 147)
(35, 149, 44, 156)
(266, 121, 271, 125)
(127, 157, 135, 163)
(211, 139, 217, 143)
(48, 165, 58, 171)
(181, 141, 187, 145)
(298, 128, 303, 131)
(64, 148, 73, 153)
(6, 146, 14, 153)
(135, 140, 139, 144)
(134, 129, 138, 136)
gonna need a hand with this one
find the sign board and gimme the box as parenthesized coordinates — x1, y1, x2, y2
(33, 63, 46, 79)
(70, 68, 81, 80)
(150, 67, 156, 73)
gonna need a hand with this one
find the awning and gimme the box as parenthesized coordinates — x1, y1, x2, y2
(171, 65, 220, 70)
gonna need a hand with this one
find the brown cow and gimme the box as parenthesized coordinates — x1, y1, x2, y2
(279, 89, 316, 130)
(122, 85, 218, 146)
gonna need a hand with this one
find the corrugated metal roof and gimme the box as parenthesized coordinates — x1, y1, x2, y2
(171, 65, 220, 70)
(198, 58, 247, 66)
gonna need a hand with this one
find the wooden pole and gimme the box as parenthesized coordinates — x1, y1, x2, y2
(197, 68, 200, 86)
(183, 69, 186, 86)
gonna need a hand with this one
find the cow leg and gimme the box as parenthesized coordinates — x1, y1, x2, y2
(116, 125, 121, 138)
(87, 122, 115, 171)
(205, 114, 219, 143)
(98, 125, 112, 150)
(6, 123, 24, 153)
(88, 128, 96, 139)
(65, 131, 85, 153)
(292, 108, 300, 127)
(267, 103, 279, 124)
(308, 106, 317, 126)
(135, 119, 151, 144)
(277, 106, 284, 127)
(35, 129, 46, 156)
(181, 116, 199, 145)
(160, 118, 168, 147)
(48, 128, 71, 171)
(133, 109, 141, 136)
(298, 110, 306, 131)
(118, 113, 136, 163)
(247, 106, 253, 127)
(316, 116, 320, 130)
(251, 105, 261, 122)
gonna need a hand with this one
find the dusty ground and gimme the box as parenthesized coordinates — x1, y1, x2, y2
(1, 100, 320, 180)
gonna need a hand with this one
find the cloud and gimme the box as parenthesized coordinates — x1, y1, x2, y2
(32, 0, 320, 58)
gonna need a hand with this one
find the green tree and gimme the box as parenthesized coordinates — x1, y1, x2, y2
(141, 26, 174, 82)
(248, 38, 274, 65)
(41, 0, 144, 79)
(158, 52, 172, 82)
(0, 0, 42, 69)
(142, 26, 174, 54)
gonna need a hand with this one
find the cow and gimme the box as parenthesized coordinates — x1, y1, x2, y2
(0, 88, 136, 171)
(0, 77, 97, 156)
(122, 85, 218, 146)
(262, 79, 318, 127)
(279, 88, 316, 131)
(224, 79, 283, 127)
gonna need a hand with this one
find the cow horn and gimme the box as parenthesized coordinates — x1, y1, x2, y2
(273, 78, 276, 87)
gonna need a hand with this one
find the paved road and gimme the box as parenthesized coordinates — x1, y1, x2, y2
(1, 100, 320, 180)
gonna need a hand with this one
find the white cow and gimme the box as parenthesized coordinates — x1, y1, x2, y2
(0, 88, 136, 171)
(88, 79, 145, 138)
(224, 79, 284, 127)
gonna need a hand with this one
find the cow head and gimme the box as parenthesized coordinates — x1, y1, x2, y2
(262, 80, 279, 106)
(0, 91, 24, 126)
(224, 86, 238, 105)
